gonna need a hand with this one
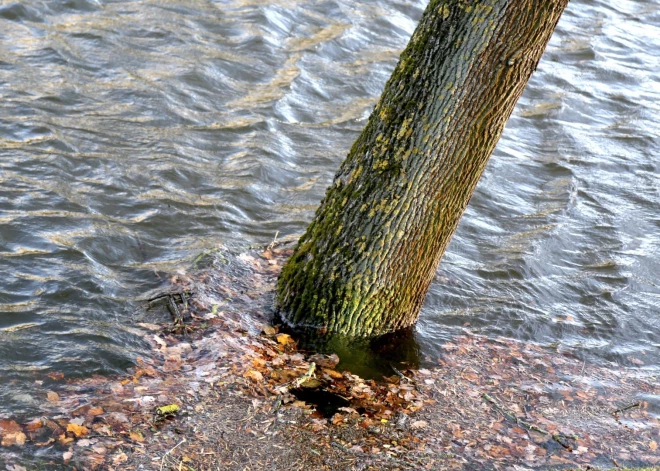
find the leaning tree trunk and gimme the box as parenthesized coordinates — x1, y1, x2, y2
(277, 0, 569, 336)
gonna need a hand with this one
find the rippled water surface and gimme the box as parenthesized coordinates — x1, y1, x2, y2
(1, 0, 659, 414)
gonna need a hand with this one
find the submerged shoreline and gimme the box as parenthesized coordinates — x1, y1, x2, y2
(0, 246, 658, 470)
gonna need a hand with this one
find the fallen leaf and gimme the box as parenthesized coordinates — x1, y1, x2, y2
(309, 353, 340, 368)
(411, 420, 428, 429)
(245, 370, 264, 382)
(63, 451, 73, 461)
(137, 323, 162, 331)
(47, 371, 65, 381)
(129, 431, 145, 442)
(263, 326, 277, 335)
(650, 440, 658, 452)
(47, 391, 60, 403)
(0, 420, 22, 434)
(323, 368, 344, 379)
(67, 423, 89, 438)
(35, 438, 56, 447)
(25, 419, 43, 431)
(112, 452, 128, 465)
(88, 406, 104, 416)
(153, 335, 167, 349)
(1, 432, 27, 446)
(276, 334, 293, 345)
(155, 404, 180, 416)
(299, 378, 322, 389)
(162, 356, 182, 372)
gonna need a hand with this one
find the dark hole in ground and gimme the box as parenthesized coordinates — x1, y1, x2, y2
(289, 387, 350, 418)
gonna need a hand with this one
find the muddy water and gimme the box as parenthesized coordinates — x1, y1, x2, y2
(1, 0, 659, 415)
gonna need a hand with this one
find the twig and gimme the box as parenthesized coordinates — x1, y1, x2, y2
(168, 296, 182, 322)
(292, 362, 316, 389)
(138, 288, 185, 304)
(330, 441, 419, 469)
(482, 393, 577, 451)
(272, 395, 283, 413)
(267, 231, 280, 250)
(160, 438, 186, 471)
(391, 364, 415, 384)
(612, 402, 641, 415)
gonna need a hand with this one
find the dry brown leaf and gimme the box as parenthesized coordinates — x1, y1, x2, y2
(92, 445, 107, 454)
(58, 433, 74, 445)
(129, 431, 145, 442)
(309, 353, 340, 368)
(88, 406, 104, 416)
(359, 418, 373, 429)
(25, 419, 43, 431)
(332, 413, 345, 425)
(0, 420, 22, 434)
(245, 370, 264, 382)
(162, 357, 182, 372)
(35, 438, 55, 447)
(112, 452, 128, 465)
(1, 432, 26, 447)
(323, 369, 344, 379)
(66, 423, 88, 438)
(650, 440, 658, 452)
(463, 373, 479, 382)
(276, 334, 293, 345)
(137, 323, 161, 331)
(46, 391, 60, 403)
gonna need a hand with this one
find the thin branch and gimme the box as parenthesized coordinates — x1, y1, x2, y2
(482, 393, 577, 451)
(160, 438, 187, 471)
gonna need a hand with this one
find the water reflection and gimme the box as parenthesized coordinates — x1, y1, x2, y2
(1, 0, 659, 416)
(290, 327, 421, 380)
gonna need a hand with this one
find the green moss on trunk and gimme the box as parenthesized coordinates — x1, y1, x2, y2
(277, 0, 569, 336)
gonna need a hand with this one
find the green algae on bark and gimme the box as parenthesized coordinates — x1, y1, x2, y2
(277, 0, 570, 336)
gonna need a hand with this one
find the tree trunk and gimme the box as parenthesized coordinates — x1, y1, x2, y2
(276, 0, 569, 336)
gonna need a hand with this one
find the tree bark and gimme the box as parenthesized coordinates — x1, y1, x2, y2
(276, 0, 569, 336)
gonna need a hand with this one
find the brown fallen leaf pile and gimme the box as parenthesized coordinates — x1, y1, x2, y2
(0, 244, 658, 470)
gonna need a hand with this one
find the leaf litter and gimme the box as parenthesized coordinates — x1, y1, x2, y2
(0, 243, 658, 470)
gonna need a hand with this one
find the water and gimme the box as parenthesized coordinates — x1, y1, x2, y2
(0, 0, 658, 415)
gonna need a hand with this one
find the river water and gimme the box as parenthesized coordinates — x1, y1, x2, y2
(1, 0, 659, 415)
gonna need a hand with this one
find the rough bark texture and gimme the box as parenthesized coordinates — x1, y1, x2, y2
(277, 0, 569, 336)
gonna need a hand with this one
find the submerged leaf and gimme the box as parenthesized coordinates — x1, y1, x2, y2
(67, 423, 88, 438)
